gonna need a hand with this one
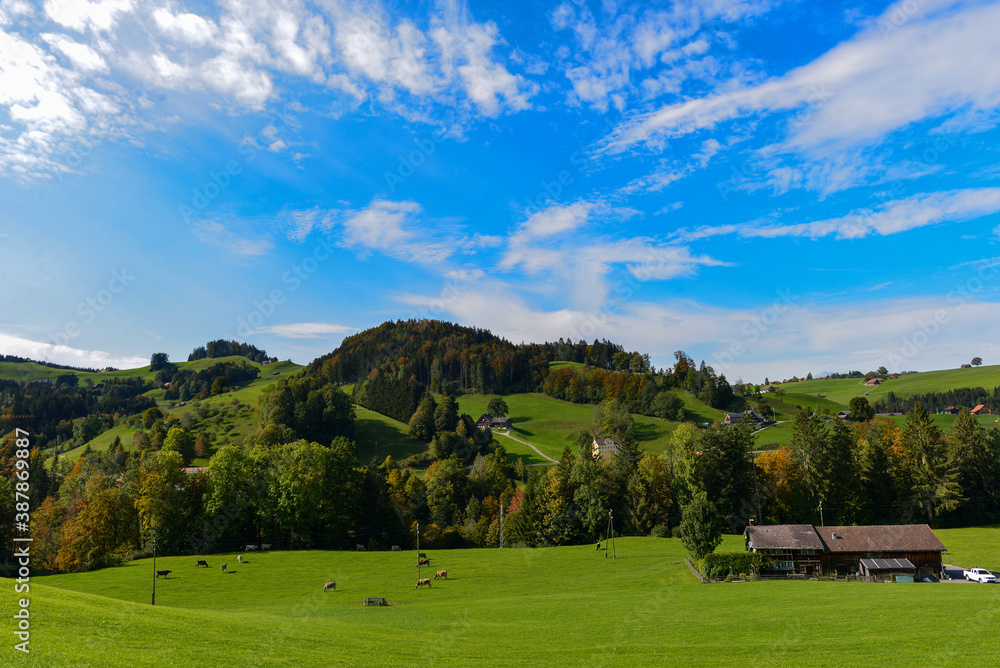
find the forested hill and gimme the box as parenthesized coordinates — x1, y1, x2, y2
(307, 319, 646, 395)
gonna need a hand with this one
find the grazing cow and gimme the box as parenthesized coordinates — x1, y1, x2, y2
(156, 569, 171, 578)
(323, 582, 336, 592)
(261, 544, 272, 551)
(415, 578, 431, 589)
(196, 560, 208, 567)
(417, 552, 427, 559)
(237, 555, 242, 564)
(434, 570, 447, 580)
(221, 563, 227, 574)
(596, 542, 601, 550)
(245, 544, 258, 551)
(356, 544, 366, 552)
(391, 545, 401, 552)
(418, 558, 430, 566)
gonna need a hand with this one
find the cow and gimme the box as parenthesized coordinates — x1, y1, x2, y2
(156, 569, 171, 578)
(418, 558, 430, 566)
(221, 563, 227, 574)
(245, 544, 258, 551)
(196, 560, 208, 567)
(356, 544, 366, 552)
(391, 545, 401, 552)
(415, 578, 431, 589)
(434, 570, 447, 580)
(237, 555, 242, 564)
(323, 582, 336, 592)
(261, 544, 272, 551)
(417, 552, 427, 559)
(596, 542, 601, 550)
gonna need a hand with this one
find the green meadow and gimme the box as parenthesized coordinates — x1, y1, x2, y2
(4, 530, 998, 667)
(772, 364, 1000, 405)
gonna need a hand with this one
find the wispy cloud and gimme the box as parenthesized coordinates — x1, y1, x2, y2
(598, 0, 1000, 195)
(192, 219, 274, 259)
(676, 187, 1000, 241)
(251, 322, 356, 338)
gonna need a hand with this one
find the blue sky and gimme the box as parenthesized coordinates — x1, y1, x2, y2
(2, 0, 1000, 382)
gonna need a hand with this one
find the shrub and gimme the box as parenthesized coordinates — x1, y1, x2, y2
(651, 524, 670, 538)
(700, 551, 764, 579)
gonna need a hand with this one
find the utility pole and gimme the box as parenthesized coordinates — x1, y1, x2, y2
(752, 459, 762, 525)
(416, 522, 421, 581)
(819, 501, 824, 527)
(499, 505, 505, 549)
(604, 510, 616, 559)
(151, 535, 156, 606)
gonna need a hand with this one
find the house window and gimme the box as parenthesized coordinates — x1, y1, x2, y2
(801, 549, 816, 555)
(775, 561, 794, 571)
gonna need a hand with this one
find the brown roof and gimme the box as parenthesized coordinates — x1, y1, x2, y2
(820, 525, 945, 553)
(745, 525, 824, 550)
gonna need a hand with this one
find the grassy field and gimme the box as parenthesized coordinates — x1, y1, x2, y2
(752, 412, 1000, 449)
(772, 364, 1000, 405)
(4, 530, 999, 667)
(936, 524, 1000, 572)
(353, 405, 427, 464)
(454, 393, 683, 460)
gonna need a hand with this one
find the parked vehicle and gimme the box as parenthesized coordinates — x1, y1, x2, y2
(964, 568, 997, 583)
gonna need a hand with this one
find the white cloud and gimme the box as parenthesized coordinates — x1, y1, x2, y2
(251, 322, 355, 338)
(551, 0, 777, 112)
(0, 332, 148, 370)
(41, 32, 108, 72)
(601, 1, 1000, 156)
(338, 199, 458, 264)
(679, 187, 1000, 241)
(44, 0, 135, 33)
(152, 7, 217, 47)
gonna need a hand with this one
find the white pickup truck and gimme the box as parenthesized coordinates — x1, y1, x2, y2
(964, 568, 997, 583)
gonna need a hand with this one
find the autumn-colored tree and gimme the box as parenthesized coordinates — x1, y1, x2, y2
(755, 446, 797, 524)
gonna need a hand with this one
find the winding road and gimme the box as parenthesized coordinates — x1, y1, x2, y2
(497, 431, 560, 465)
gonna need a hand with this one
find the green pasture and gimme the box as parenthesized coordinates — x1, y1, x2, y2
(4, 530, 999, 666)
(353, 405, 427, 464)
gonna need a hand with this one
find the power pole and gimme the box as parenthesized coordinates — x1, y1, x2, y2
(818, 501, 824, 527)
(604, 510, 616, 559)
(416, 522, 421, 581)
(151, 536, 156, 606)
(499, 505, 505, 549)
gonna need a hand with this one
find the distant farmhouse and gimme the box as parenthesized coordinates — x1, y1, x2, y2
(971, 404, 992, 415)
(476, 414, 513, 432)
(744, 523, 946, 581)
(592, 437, 621, 462)
(942, 406, 960, 415)
(865, 378, 884, 387)
(724, 412, 765, 426)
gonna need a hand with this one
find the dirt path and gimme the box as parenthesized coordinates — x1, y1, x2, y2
(497, 431, 560, 465)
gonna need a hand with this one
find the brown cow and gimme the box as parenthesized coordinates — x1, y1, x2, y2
(323, 582, 336, 592)
(221, 563, 227, 574)
(415, 578, 431, 589)
(156, 569, 171, 578)
(434, 570, 447, 580)
(196, 560, 208, 567)
(417, 552, 427, 559)
(418, 558, 430, 566)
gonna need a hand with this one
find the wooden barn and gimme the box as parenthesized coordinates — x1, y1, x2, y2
(744, 523, 946, 579)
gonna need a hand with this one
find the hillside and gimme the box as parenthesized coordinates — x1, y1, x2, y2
(4, 532, 998, 667)
(769, 364, 1000, 405)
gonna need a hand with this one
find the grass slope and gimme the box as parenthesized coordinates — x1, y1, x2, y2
(5, 531, 999, 666)
(773, 364, 1000, 405)
(353, 405, 427, 464)
(455, 393, 683, 459)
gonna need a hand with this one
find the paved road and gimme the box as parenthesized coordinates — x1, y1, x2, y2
(497, 431, 560, 465)
(942, 564, 996, 583)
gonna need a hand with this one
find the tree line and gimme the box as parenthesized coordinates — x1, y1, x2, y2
(187, 340, 275, 364)
(874, 387, 1000, 415)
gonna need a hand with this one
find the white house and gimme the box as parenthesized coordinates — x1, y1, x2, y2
(592, 437, 621, 462)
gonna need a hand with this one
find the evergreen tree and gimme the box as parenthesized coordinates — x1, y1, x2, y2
(901, 404, 962, 523)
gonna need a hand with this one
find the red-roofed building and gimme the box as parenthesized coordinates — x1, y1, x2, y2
(971, 405, 991, 415)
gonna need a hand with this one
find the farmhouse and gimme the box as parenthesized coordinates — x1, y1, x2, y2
(837, 411, 851, 420)
(744, 523, 946, 580)
(592, 437, 621, 461)
(942, 406, 960, 415)
(476, 414, 513, 431)
(865, 378, 883, 387)
(723, 413, 744, 425)
(971, 405, 992, 415)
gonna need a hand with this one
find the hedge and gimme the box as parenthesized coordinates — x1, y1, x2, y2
(700, 551, 764, 578)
